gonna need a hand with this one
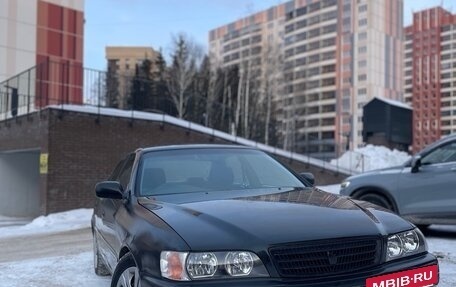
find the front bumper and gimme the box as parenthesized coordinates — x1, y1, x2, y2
(141, 252, 438, 287)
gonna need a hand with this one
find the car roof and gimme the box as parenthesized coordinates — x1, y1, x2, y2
(138, 144, 257, 155)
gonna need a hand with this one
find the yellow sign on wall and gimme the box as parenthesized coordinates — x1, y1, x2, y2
(40, 153, 49, 174)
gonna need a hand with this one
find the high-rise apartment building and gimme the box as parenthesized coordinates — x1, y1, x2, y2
(105, 46, 158, 109)
(0, 0, 84, 113)
(404, 7, 456, 153)
(209, 0, 403, 159)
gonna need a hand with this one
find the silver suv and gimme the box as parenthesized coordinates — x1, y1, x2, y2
(340, 134, 456, 227)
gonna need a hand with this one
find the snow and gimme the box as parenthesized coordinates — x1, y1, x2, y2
(426, 226, 456, 287)
(0, 208, 92, 238)
(45, 105, 354, 175)
(374, 96, 412, 110)
(330, 144, 411, 172)
(0, 252, 110, 287)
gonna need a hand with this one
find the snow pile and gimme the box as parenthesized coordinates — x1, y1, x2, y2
(0, 209, 93, 238)
(330, 145, 411, 172)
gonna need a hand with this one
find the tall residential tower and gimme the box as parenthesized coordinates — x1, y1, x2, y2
(209, 0, 403, 159)
(404, 7, 456, 152)
(0, 0, 84, 113)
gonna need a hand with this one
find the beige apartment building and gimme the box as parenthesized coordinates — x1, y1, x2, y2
(209, 0, 403, 159)
(105, 46, 158, 109)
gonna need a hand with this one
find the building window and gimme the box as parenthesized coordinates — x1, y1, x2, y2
(441, 25, 451, 33)
(296, 19, 307, 29)
(358, 32, 367, 40)
(343, 77, 352, 84)
(358, 74, 367, 81)
(322, 64, 336, 73)
(308, 54, 320, 64)
(358, 46, 367, 54)
(358, 4, 367, 13)
(322, 78, 336, 87)
(358, 60, 367, 68)
(322, 51, 335, 60)
(343, 50, 351, 57)
(359, 18, 368, 26)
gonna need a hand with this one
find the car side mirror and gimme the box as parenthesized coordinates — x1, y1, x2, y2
(411, 155, 422, 173)
(300, 172, 315, 186)
(96, 181, 124, 199)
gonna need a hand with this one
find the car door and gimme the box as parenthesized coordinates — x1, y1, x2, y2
(99, 154, 135, 267)
(397, 141, 456, 222)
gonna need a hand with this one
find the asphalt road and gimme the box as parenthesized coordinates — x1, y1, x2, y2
(0, 228, 92, 263)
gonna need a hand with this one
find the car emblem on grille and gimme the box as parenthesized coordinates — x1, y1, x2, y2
(327, 251, 337, 265)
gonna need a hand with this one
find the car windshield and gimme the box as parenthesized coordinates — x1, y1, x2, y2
(137, 148, 305, 196)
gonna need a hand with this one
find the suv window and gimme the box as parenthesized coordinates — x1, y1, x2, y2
(118, 154, 135, 189)
(422, 142, 456, 165)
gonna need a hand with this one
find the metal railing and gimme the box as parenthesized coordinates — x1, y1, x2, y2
(0, 61, 367, 174)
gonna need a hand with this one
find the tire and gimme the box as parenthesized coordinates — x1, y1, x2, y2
(111, 253, 141, 287)
(93, 234, 110, 276)
(358, 193, 394, 211)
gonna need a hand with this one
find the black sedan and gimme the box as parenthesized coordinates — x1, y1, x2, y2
(92, 145, 438, 287)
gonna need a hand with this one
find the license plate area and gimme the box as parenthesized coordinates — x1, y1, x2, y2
(366, 265, 438, 287)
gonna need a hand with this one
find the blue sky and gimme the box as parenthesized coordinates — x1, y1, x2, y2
(84, 0, 450, 70)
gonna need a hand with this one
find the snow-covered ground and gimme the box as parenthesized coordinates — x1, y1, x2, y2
(330, 144, 411, 173)
(0, 206, 454, 286)
(426, 226, 456, 287)
(0, 252, 111, 287)
(0, 209, 92, 238)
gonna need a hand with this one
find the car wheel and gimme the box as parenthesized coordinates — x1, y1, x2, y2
(358, 193, 394, 211)
(93, 234, 110, 276)
(111, 253, 141, 287)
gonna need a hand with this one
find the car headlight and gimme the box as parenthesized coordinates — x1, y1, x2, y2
(160, 251, 269, 281)
(386, 228, 427, 262)
(341, 181, 350, 189)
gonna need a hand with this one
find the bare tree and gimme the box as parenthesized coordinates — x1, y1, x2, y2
(166, 33, 203, 118)
(261, 40, 284, 145)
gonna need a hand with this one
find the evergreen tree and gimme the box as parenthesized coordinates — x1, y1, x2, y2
(105, 62, 120, 108)
(128, 59, 153, 111)
(151, 49, 176, 116)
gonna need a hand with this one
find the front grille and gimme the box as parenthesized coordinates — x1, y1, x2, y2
(270, 237, 381, 278)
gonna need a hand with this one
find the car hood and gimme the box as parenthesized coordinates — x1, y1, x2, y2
(139, 188, 413, 251)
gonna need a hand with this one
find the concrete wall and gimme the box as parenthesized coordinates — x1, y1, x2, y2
(0, 151, 40, 217)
